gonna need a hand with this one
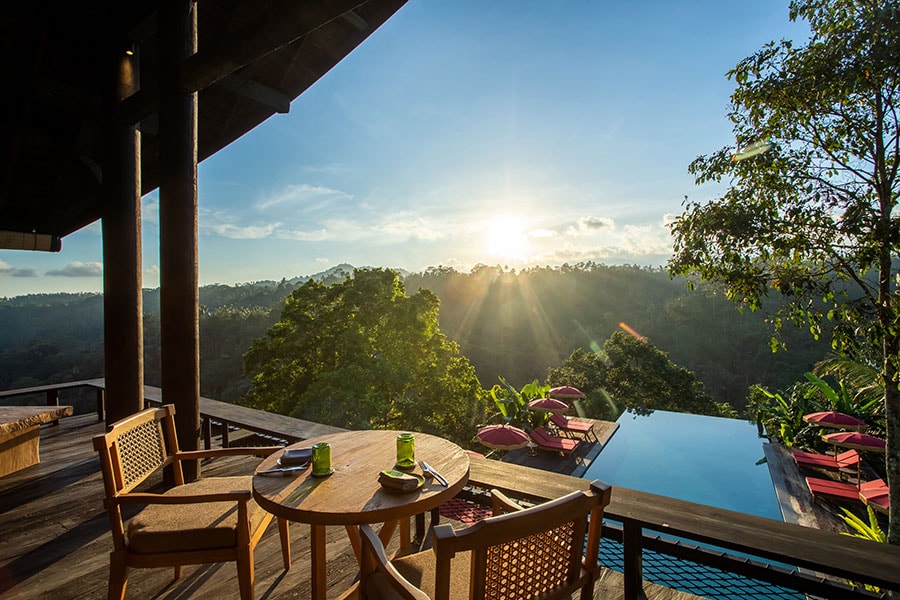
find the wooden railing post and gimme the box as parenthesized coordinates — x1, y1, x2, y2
(45, 390, 60, 425)
(622, 519, 643, 600)
(95, 387, 105, 421)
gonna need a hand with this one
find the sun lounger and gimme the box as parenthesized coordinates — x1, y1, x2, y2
(529, 426, 580, 455)
(859, 479, 890, 514)
(792, 448, 861, 472)
(805, 477, 888, 509)
(549, 413, 598, 443)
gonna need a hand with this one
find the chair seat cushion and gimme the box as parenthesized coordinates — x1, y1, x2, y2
(127, 476, 268, 554)
(366, 549, 472, 600)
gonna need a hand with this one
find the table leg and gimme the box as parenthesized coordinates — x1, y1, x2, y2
(399, 516, 411, 556)
(345, 525, 362, 563)
(311, 524, 327, 600)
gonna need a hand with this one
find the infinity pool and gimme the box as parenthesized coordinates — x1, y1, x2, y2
(582, 409, 781, 520)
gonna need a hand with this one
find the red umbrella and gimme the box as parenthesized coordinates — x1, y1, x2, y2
(822, 431, 886, 452)
(527, 397, 569, 414)
(548, 385, 585, 399)
(803, 411, 866, 431)
(476, 424, 530, 451)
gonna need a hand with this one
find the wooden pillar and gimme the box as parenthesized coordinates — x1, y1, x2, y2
(159, 0, 201, 481)
(102, 43, 144, 427)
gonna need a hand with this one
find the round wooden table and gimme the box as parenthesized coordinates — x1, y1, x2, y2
(253, 429, 469, 599)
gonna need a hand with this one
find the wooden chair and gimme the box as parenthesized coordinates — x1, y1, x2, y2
(92, 404, 291, 600)
(359, 480, 612, 600)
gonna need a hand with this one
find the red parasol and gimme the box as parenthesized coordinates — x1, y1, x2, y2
(476, 424, 530, 451)
(803, 411, 866, 431)
(548, 385, 585, 399)
(527, 397, 569, 414)
(822, 431, 886, 452)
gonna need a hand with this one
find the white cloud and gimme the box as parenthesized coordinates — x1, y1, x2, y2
(0, 259, 39, 277)
(46, 261, 103, 277)
(257, 184, 353, 213)
(209, 222, 281, 239)
(145, 265, 160, 276)
(564, 216, 615, 237)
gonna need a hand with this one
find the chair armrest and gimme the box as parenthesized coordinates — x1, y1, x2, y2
(490, 488, 524, 515)
(359, 524, 429, 600)
(175, 446, 283, 461)
(115, 489, 252, 505)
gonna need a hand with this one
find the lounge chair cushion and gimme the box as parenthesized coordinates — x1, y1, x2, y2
(551, 413, 593, 433)
(366, 548, 472, 600)
(792, 448, 860, 470)
(128, 476, 267, 554)
(530, 427, 579, 452)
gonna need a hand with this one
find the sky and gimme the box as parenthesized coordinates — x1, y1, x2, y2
(0, 1, 810, 297)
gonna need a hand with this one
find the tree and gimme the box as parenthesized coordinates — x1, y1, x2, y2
(547, 332, 734, 420)
(668, 0, 900, 541)
(242, 268, 485, 445)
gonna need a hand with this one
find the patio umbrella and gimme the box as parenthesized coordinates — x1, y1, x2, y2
(527, 397, 569, 414)
(476, 424, 530, 451)
(548, 385, 585, 399)
(822, 431, 886, 453)
(803, 411, 866, 431)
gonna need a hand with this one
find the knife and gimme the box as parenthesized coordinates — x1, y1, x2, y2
(257, 463, 309, 476)
(420, 461, 448, 487)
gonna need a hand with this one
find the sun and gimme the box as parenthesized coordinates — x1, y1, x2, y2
(484, 217, 530, 262)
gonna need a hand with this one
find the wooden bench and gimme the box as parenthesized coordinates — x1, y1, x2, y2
(0, 405, 74, 477)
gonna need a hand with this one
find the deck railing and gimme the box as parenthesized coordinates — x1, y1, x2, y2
(4, 380, 898, 600)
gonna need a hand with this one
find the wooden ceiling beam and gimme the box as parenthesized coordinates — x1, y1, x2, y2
(120, 0, 368, 125)
(217, 75, 291, 113)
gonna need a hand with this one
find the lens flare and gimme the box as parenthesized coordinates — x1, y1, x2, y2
(618, 322, 647, 343)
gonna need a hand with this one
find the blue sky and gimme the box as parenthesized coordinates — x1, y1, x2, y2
(0, 1, 808, 297)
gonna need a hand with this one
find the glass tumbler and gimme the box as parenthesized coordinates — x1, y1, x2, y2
(311, 442, 332, 476)
(396, 433, 416, 470)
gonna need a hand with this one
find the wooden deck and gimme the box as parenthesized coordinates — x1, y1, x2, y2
(0, 413, 698, 600)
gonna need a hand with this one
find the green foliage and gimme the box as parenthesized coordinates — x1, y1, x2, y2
(487, 376, 550, 430)
(840, 505, 886, 544)
(242, 268, 486, 445)
(547, 331, 736, 421)
(668, 0, 900, 542)
(838, 505, 886, 592)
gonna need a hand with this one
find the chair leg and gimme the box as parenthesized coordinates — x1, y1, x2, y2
(108, 551, 128, 600)
(237, 543, 255, 600)
(278, 517, 291, 570)
(174, 565, 182, 580)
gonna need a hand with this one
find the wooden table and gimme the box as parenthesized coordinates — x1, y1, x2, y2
(253, 429, 469, 600)
(0, 405, 74, 477)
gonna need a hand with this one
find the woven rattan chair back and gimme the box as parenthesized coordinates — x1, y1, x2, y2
(432, 480, 610, 600)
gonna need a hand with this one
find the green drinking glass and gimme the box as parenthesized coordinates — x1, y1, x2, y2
(311, 442, 332, 476)
(395, 433, 415, 470)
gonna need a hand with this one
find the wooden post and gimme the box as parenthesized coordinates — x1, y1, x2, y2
(622, 520, 643, 600)
(159, 0, 201, 481)
(102, 42, 143, 427)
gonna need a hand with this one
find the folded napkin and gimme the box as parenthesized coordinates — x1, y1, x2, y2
(280, 447, 312, 466)
(378, 469, 421, 491)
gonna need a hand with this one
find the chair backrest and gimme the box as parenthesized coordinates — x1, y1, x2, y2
(550, 413, 568, 428)
(92, 405, 183, 550)
(530, 427, 551, 443)
(431, 480, 611, 600)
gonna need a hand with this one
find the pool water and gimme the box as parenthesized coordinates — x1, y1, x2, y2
(582, 410, 781, 520)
